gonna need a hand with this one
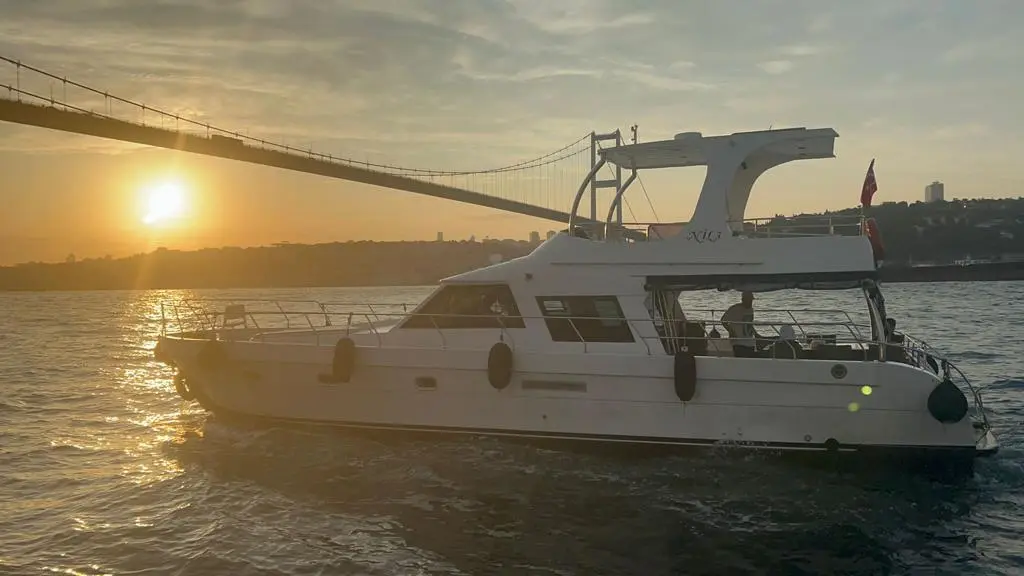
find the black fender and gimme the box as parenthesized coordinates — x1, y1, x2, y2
(488, 342, 514, 390)
(927, 378, 969, 424)
(196, 339, 229, 371)
(318, 337, 357, 384)
(674, 350, 697, 402)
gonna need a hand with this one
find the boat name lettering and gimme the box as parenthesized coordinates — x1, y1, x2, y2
(686, 228, 722, 244)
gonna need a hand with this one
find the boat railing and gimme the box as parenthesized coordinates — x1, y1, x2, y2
(649, 316, 989, 421)
(161, 301, 934, 372)
(158, 298, 989, 426)
(944, 360, 990, 431)
(647, 314, 879, 360)
(157, 299, 949, 365)
(672, 306, 869, 343)
(161, 300, 877, 353)
(160, 298, 414, 338)
(730, 214, 865, 238)
(895, 331, 989, 429)
(603, 214, 865, 243)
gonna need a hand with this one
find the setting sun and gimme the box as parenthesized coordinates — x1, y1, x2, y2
(141, 180, 187, 225)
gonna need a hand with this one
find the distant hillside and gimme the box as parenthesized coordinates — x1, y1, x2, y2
(3, 197, 1024, 291)
(774, 197, 1024, 265)
(0, 240, 538, 291)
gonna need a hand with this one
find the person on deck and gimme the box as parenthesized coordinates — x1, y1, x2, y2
(767, 324, 802, 359)
(721, 291, 766, 357)
(884, 317, 908, 363)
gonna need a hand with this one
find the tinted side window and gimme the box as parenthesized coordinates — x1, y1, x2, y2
(402, 284, 525, 329)
(536, 296, 634, 343)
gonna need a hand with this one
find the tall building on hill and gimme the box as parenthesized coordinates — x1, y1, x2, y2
(529, 231, 541, 243)
(436, 231, 444, 242)
(925, 181, 945, 203)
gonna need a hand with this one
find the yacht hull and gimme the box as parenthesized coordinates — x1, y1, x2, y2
(158, 335, 996, 474)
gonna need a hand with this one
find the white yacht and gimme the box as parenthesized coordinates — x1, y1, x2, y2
(154, 127, 997, 473)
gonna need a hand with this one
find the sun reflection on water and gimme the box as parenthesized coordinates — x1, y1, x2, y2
(70, 290, 215, 490)
(120, 458, 184, 486)
(48, 436, 113, 452)
(42, 565, 114, 576)
(71, 517, 111, 533)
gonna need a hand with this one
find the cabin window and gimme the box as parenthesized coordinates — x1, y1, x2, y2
(536, 296, 635, 343)
(401, 284, 525, 329)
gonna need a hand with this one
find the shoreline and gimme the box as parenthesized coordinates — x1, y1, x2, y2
(878, 261, 1024, 283)
(3, 244, 1023, 292)
(1, 274, 1022, 293)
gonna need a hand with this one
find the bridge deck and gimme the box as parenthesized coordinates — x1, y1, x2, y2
(0, 97, 599, 226)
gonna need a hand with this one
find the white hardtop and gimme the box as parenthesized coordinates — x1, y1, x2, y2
(448, 126, 875, 287)
(601, 127, 839, 233)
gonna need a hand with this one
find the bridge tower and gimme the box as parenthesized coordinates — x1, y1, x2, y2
(589, 130, 623, 231)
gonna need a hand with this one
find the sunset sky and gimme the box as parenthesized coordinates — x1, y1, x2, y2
(1, 0, 1022, 265)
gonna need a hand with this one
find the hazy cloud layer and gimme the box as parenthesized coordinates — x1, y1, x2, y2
(3, 0, 1019, 166)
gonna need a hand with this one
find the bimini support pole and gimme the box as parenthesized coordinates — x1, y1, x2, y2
(567, 157, 607, 236)
(604, 168, 638, 234)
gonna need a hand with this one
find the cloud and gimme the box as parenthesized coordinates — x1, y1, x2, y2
(931, 123, 990, 140)
(0, 0, 725, 163)
(506, 1, 657, 36)
(0, 0, 1022, 174)
(779, 44, 825, 57)
(938, 36, 1016, 65)
(807, 13, 833, 34)
(723, 95, 799, 115)
(759, 60, 795, 75)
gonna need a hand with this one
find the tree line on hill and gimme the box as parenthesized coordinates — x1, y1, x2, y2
(2, 197, 1023, 291)
(0, 240, 538, 291)
(771, 197, 1024, 265)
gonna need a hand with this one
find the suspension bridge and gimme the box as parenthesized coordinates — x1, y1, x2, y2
(0, 55, 657, 235)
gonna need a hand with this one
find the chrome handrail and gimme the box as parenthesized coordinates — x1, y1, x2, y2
(945, 361, 990, 430)
(728, 215, 865, 239)
(158, 301, 965, 387)
(160, 300, 881, 351)
(611, 214, 866, 242)
(428, 314, 446, 350)
(154, 299, 951, 362)
(894, 332, 990, 430)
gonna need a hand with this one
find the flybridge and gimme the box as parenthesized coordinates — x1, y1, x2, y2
(568, 127, 840, 239)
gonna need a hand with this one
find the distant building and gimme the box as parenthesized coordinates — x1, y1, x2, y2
(925, 181, 945, 203)
(436, 231, 444, 242)
(546, 230, 557, 240)
(529, 231, 541, 243)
